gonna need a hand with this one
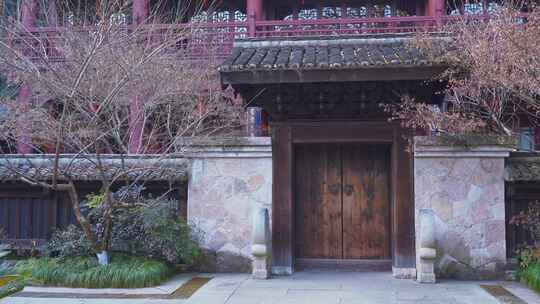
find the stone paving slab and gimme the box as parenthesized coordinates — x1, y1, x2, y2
(2, 298, 186, 304)
(2, 272, 540, 304)
(500, 282, 540, 304)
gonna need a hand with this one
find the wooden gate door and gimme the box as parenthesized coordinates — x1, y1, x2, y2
(342, 144, 390, 259)
(294, 143, 390, 259)
(294, 144, 342, 259)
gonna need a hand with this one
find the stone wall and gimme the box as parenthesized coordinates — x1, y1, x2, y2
(414, 137, 513, 279)
(187, 137, 272, 272)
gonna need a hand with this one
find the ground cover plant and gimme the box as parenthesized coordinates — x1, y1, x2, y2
(511, 201, 540, 292)
(0, 240, 26, 298)
(16, 254, 171, 288)
(521, 262, 540, 293)
(20, 186, 202, 288)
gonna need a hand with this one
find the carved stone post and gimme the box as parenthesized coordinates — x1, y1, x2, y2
(418, 209, 437, 283)
(252, 207, 270, 279)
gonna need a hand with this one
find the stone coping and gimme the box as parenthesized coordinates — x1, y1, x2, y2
(177, 137, 271, 147)
(415, 145, 514, 158)
(414, 135, 518, 148)
(180, 137, 272, 158)
(21, 273, 202, 295)
(414, 136, 516, 158)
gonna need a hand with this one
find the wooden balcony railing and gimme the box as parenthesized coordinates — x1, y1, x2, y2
(2, 14, 530, 63)
(254, 16, 441, 37)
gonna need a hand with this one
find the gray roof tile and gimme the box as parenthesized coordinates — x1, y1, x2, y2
(219, 35, 447, 72)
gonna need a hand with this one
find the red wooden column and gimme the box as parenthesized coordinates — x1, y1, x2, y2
(128, 0, 148, 154)
(247, 0, 263, 37)
(17, 0, 37, 154)
(426, 0, 444, 17)
(21, 0, 37, 28)
(132, 0, 148, 25)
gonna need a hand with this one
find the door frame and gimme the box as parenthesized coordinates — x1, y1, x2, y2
(271, 120, 415, 274)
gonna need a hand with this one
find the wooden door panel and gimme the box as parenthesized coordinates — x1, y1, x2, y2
(295, 144, 342, 259)
(342, 144, 391, 259)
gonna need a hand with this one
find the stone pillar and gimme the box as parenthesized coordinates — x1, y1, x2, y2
(187, 137, 272, 272)
(414, 136, 514, 279)
(251, 207, 270, 279)
(417, 209, 437, 283)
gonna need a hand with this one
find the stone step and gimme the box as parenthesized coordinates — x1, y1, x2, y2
(295, 258, 392, 272)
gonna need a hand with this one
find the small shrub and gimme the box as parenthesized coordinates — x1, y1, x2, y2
(112, 196, 201, 265)
(510, 201, 540, 246)
(516, 246, 540, 270)
(43, 186, 201, 266)
(16, 254, 172, 288)
(512, 201, 540, 292)
(521, 263, 540, 293)
(44, 225, 93, 259)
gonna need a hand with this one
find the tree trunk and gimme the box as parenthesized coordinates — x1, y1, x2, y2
(57, 182, 99, 251)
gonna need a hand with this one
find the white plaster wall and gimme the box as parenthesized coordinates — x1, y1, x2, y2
(187, 138, 272, 272)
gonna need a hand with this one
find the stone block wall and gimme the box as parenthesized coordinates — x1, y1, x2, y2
(187, 137, 272, 272)
(414, 137, 513, 279)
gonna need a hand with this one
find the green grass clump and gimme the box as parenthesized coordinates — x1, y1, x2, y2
(15, 254, 173, 288)
(521, 263, 540, 293)
(0, 279, 25, 298)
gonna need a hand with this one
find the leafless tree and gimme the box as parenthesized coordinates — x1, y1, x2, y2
(386, 3, 540, 136)
(0, 0, 244, 263)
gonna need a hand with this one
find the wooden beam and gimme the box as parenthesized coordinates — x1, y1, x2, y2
(290, 122, 394, 143)
(271, 124, 294, 274)
(392, 126, 415, 269)
(221, 67, 446, 85)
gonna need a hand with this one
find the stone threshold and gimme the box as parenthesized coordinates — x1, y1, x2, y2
(12, 274, 212, 299)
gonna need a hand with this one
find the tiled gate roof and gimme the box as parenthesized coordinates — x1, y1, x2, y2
(219, 35, 445, 72)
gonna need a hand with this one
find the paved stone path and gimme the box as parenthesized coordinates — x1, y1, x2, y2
(2, 272, 539, 304)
